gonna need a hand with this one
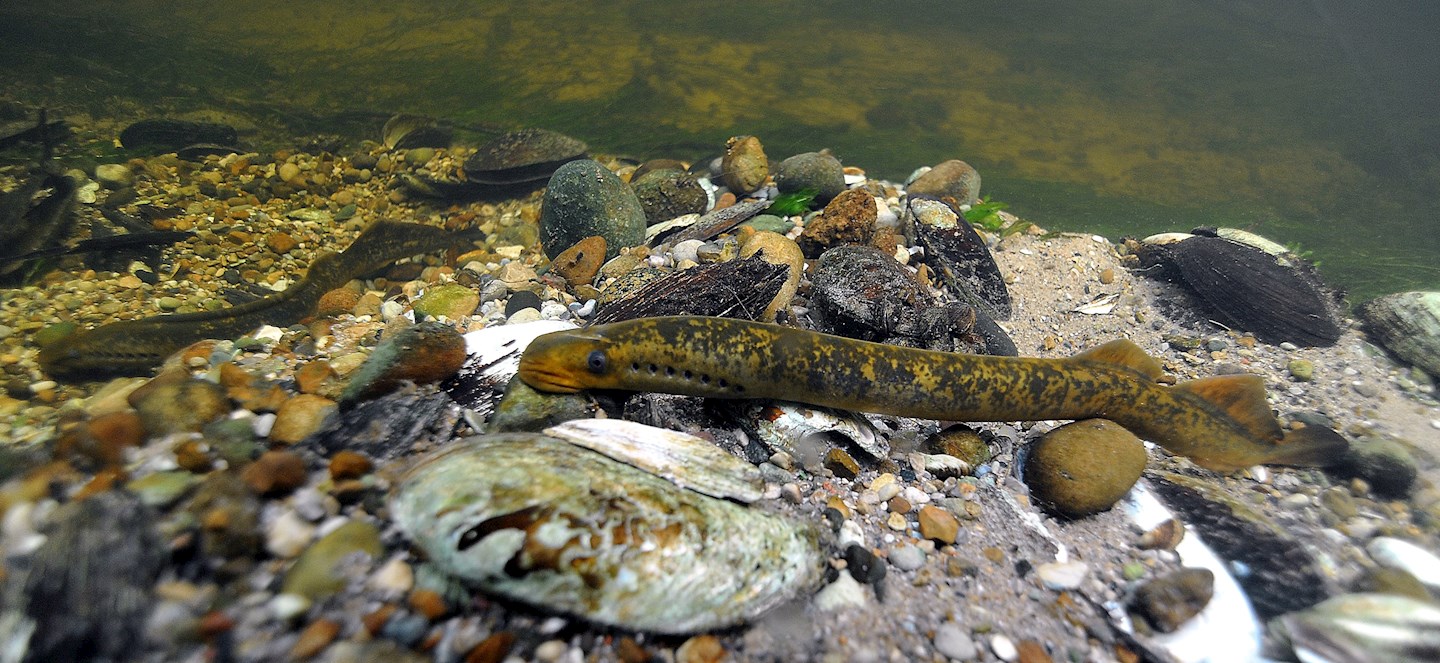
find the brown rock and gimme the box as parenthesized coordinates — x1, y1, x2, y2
(316, 287, 361, 317)
(551, 236, 607, 287)
(69, 411, 146, 466)
(290, 618, 340, 660)
(174, 439, 214, 473)
(1024, 419, 1147, 518)
(266, 232, 299, 255)
(338, 322, 467, 406)
(1130, 568, 1214, 633)
(924, 424, 991, 467)
(329, 450, 373, 481)
(1017, 640, 1053, 663)
(269, 394, 337, 444)
(408, 588, 448, 620)
(240, 450, 308, 496)
(918, 505, 960, 544)
(824, 448, 860, 479)
(362, 604, 397, 635)
(616, 637, 651, 663)
(907, 159, 982, 206)
(740, 230, 804, 320)
(219, 363, 289, 412)
(465, 631, 516, 663)
(676, 634, 726, 663)
(721, 135, 768, 195)
(798, 188, 877, 257)
(295, 361, 337, 395)
(129, 371, 230, 435)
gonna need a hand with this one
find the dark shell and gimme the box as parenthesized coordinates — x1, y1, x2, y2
(119, 119, 238, 152)
(381, 114, 452, 150)
(909, 197, 1013, 320)
(1142, 236, 1343, 347)
(464, 128, 587, 185)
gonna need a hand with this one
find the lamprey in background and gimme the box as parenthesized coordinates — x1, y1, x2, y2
(39, 220, 484, 381)
(518, 316, 1349, 472)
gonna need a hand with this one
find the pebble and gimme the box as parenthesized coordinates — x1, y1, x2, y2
(908, 159, 982, 206)
(281, 519, 383, 600)
(241, 450, 309, 496)
(269, 394, 337, 444)
(917, 505, 959, 544)
(720, 135, 768, 195)
(814, 572, 868, 612)
(798, 188, 878, 257)
(1035, 561, 1088, 590)
(1023, 419, 1146, 518)
(266, 509, 317, 558)
(933, 623, 977, 660)
(1129, 567, 1215, 632)
(291, 618, 341, 659)
(412, 283, 480, 320)
(824, 448, 860, 478)
(337, 321, 468, 406)
(774, 151, 846, 203)
(550, 235, 606, 286)
(329, 450, 373, 480)
(466, 631, 517, 663)
(539, 159, 645, 260)
(676, 634, 726, 663)
(269, 593, 311, 621)
(367, 557, 415, 596)
(990, 634, 1019, 661)
(890, 543, 927, 571)
(128, 373, 230, 435)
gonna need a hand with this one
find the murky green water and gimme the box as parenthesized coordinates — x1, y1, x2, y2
(4, 0, 1437, 302)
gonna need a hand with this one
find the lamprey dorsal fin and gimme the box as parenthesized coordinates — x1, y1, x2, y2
(1072, 338, 1165, 382)
(1173, 374, 1284, 442)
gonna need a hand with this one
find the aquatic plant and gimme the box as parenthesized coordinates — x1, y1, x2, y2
(964, 196, 1031, 238)
(767, 188, 819, 216)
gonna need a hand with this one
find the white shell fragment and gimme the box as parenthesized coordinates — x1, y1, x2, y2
(543, 419, 763, 503)
(1072, 293, 1120, 315)
(391, 434, 825, 634)
(1367, 536, 1440, 591)
(747, 401, 889, 462)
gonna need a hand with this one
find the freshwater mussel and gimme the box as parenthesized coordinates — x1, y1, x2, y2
(464, 128, 587, 186)
(1132, 228, 1344, 347)
(391, 420, 826, 634)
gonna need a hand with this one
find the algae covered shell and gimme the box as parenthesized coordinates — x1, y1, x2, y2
(390, 429, 825, 633)
(463, 128, 588, 185)
(1358, 291, 1440, 378)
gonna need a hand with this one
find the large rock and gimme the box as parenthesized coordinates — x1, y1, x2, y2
(1024, 419, 1146, 518)
(774, 151, 846, 204)
(539, 159, 645, 261)
(908, 159, 982, 206)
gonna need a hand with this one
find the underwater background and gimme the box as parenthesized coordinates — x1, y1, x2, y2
(3, 0, 1437, 302)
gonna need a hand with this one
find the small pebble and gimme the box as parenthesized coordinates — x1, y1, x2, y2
(991, 634, 1019, 661)
(890, 544, 926, 571)
(933, 623, 977, 660)
(1035, 561, 1088, 590)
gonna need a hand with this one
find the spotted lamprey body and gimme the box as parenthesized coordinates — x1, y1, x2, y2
(518, 316, 1347, 472)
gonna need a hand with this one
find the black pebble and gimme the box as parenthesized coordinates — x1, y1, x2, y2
(505, 290, 543, 316)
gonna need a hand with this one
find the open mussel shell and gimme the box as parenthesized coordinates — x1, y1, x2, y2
(463, 128, 587, 185)
(1137, 232, 1343, 347)
(391, 432, 825, 634)
(907, 197, 1013, 319)
(1357, 291, 1440, 378)
(381, 113, 453, 150)
(1275, 593, 1440, 663)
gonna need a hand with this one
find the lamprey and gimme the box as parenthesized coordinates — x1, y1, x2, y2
(518, 316, 1348, 472)
(39, 220, 483, 381)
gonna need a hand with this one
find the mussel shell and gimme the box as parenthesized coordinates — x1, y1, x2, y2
(1357, 291, 1440, 378)
(1279, 593, 1440, 663)
(391, 433, 825, 634)
(381, 114, 453, 150)
(464, 128, 587, 185)
(1139, 235, 1343, 347)
(908, 197, 1013, 320)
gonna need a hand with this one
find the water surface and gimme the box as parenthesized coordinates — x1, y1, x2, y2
(4, 0, 1437, 301)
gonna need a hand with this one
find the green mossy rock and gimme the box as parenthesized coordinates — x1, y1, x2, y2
(1024, 418, 1146, 518)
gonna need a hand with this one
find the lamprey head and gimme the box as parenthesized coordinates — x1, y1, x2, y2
(518, 328, 618, 393)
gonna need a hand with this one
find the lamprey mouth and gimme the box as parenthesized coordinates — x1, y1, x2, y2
(516, 361, 584, 393)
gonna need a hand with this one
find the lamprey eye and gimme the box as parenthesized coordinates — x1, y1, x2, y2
(585, 350, 608, 374)
(457, 525, 484, 551)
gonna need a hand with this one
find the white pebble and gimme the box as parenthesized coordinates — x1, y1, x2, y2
(379, 300, 405, 321)
(889, 544, 926, 571)
(268, 593, 311, 621)
(251, 413, 276, 438)
(990, 634, 1018, 661)
(265, 510, 316, 559)
(1035, 561, 1088, 590)
(367, 556, 415, 596)
(814, 573, 868, 612)
(532, 640, 569, 662)
(933, 623, 976, 660)
(671, 239, 704, 264)
(838, 519, 866, 549)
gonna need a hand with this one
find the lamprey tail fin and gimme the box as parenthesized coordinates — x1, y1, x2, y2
(1173, 374, 1285, 442)
(1072, 339, 1166, 381)
(1264, 425, 1350, 467)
